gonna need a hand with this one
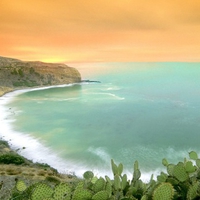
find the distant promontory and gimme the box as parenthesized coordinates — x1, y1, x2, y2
(0, 56, 81, 96)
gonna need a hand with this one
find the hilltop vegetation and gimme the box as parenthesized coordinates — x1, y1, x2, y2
(0, 56, 81, 96)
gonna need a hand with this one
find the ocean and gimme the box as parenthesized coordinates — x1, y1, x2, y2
(0, 62, 200, 181)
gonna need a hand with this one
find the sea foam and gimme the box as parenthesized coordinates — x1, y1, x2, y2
(0, 85, 90, 177)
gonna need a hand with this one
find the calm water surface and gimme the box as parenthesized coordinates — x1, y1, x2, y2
(2, 62, 200, 179)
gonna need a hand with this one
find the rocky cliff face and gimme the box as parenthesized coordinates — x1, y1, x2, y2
(0, 56, 81, 96)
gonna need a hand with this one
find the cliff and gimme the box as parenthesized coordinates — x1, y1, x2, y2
(0, 56, 81, 96)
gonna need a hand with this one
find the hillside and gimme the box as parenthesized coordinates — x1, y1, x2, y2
(0, 56, 81, 96)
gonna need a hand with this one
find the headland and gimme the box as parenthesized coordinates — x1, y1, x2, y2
(0, 56, 81, 97)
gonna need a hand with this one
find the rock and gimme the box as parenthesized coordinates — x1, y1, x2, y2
(0, 56, 81, 96)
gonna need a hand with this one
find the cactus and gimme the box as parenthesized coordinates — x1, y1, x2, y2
(93, 177, 106, 193)
(105, 175, 112, 185)
(92, 190, 109, 200)
(53, 182, 71, 200)
(111, 159, 118, 176)
(173, 165, 189, 182)
(105, 182, 112, 197)
(16, 180, 27, 192)
(31, 183, 54, 200)
(167, 164, 175, 176)
(185, 161, 196, 173)
(189, 151, 198, 160)
(91, 176, 98, 184)
(133, 161, 141, 181)
(114, 175, 121, 191)
(187, 182, 199, 200)
(72, 188, 93, 200)
(118, 163, 123, 176)
(162, 158, 169, 167)
(83, 171, 94, 180)
(74, 181, 84, 190)
(157, 172, 167, 183)
(152, 182, 174, 200)
(121, 174, 127, 190)
(196, 159, 200, 168)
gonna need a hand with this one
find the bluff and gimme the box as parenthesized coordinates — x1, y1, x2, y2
(0, 56, 81, 96)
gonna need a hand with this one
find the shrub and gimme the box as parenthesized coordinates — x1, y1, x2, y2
(0, 153, 25, 165)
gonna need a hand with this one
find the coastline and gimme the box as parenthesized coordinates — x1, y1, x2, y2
(0, 85, 83, 199)
(0, 84, 85, 174)
(0, 82, 162, 185)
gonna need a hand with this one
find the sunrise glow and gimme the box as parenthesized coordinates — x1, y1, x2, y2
(1, 0, 200, 62)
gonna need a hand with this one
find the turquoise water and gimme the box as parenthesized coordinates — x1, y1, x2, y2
(2, 62, 200, 179)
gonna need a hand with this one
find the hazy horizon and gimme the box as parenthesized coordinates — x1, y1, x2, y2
(1, 0, 200, 63)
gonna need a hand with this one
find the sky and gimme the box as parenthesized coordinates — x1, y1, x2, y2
(0, 0, 200, 63)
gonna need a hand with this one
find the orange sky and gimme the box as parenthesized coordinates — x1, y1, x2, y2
(0, 0, 200, 63)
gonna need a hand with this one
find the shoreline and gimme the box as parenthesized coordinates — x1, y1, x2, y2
(0, 83, 162, 183)
(0, 84, 86, 176)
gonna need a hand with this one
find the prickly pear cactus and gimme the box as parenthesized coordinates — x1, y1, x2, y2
(173, 165, 189, 182)
(31, 183, 54, 200)
(72, 188, 93, 200)
(189, 151, 198, 160)
(133, 161, 141, 181)
(74, 181, 84, 190)
(114, 175, 121, 191)
(152, 182, 174, 200)
(118, 163, 123, 176)
(83, 171, 94, 180)
(167, 164, 175, 176)
(91, 176, 98, 184)
(53, 183, 71, 200)
(162, 158, 169, 167)
(187, 182, 199, 200)
(105, 182, 112, 197)
(16, 180, 27, 192)
(93, 177, 106, 193)
(121, 174, 127, 190)
(157, 172, 167, 183)
(185, 161, 196, 173)
(111, 159, 118, 176)
(92, 190, 109, 200)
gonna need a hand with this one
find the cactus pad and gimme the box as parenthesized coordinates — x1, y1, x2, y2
(83, 171, 94, 180)
(167, 164, 175, 176)
(31, 183, 53, 200)
(162, 158, 168, 167)
(53, 183, 71, 200)
(114, 175, 121, 190)
(111, 159, 118, 176)
(16, 180, 27, 192)
(121, 174, 127, 190)
(187, 182, 199, 199)
(173, 165, 188, 182)
(185, 161, 196, 173)
(118, 163, 123, 176)
(72, 188, 93, 200)
(189, 151, 198, 160)
(105, 182, 112, 197)
(92, 190, 109, 200)
(153, 183, 174, 200)
(93, 177, 106, 193)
